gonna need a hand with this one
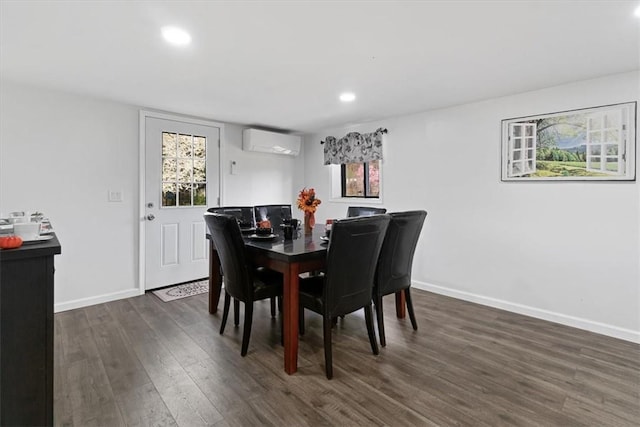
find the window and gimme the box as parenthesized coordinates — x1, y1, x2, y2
(341, 160, 380, 198)
(508, 123, 537, 177)
(586, 110, 623, 174)
(161, 132, 207, 207)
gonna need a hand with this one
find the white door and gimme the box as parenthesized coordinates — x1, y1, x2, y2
(144, 116, 220, 290)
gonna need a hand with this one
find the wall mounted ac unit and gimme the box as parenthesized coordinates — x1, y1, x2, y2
(242, 128, 301, 156)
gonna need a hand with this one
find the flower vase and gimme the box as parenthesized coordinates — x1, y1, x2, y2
(304, 211, 315, 235)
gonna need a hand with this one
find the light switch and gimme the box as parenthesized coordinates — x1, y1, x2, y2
(108, 190, 123, 202)
(230, 160, 238, 175)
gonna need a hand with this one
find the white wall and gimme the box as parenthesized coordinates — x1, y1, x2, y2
(222, 124, 305, 220)
(303, 71, 640, 342)
(0, 81, 304, 311)
(1, 82, 141, 309)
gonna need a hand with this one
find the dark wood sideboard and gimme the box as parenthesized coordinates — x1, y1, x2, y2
(0, 234, 61, 426)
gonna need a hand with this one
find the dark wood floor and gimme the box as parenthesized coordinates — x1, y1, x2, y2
(54, 288, 640, 426)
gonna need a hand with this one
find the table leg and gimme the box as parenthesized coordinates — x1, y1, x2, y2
(283, 262, 300, 374)
(208, 239, 222, 314)
(395, 290, 406, 319)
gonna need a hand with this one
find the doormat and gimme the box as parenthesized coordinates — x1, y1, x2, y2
(152, 279, 209, 302)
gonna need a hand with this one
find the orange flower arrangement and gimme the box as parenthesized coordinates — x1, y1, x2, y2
(297, 187, 321, 214)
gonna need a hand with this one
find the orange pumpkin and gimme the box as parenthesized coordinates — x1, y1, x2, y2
(258, 220, 271, 228)
(0, 235, 23, 249)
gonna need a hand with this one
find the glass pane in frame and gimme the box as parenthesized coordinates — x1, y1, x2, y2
(512, 162, 523, 175)
(162, 132, 177, 157)
(605, 144, 618, 155)
(344, 163, 364, 197)
(162, 183, 177, 207)
(178, 134, 192, 158)
(193, 159, 206, 182)
(178, 183, 192, 206)
(178, 159, 192, 182)
(194, 183, 206, 205)
(193, 136, 206, 158)
(162, 158, 177, 182)
(367, 160, 380, 197)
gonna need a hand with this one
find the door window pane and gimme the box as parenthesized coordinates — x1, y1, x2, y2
(193, 159, 206, 182)
(162, 183, 177, 207)
(162, 158, 177, 182)
(178, 159, 192, 182)
(178, 134, 192, 158)
(194, 137, 206, 158)
(162, 133, 177, 157)
(194, 184, 206, 206)
(178, 183, 192, 206)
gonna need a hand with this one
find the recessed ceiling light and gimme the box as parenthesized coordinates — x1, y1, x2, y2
(162, 26, 191, 46)
(339, 92, 356, 102)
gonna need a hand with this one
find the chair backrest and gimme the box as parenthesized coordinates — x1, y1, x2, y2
(204, 213, 252, 302)
(346, 206, 387, 217)
(375, 210, 427, 296)
(254, 204, 292, 229)
(324, 215, 390, 317)
(207, 206, 255, 228)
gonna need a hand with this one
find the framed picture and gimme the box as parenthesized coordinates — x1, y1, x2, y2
(501, 102, 636, 181)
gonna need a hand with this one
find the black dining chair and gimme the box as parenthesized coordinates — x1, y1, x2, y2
(207, 206, 278, 317)
(298, 215, 390, 379)
(204, 213, 283, 356)
(346, 206, 387, 217)
(207, 206, 255, 229)
(254, 204, 292, 230)
(373, 210, 427, 347)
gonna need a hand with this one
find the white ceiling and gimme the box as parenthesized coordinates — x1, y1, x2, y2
(1, 1, 639, 133)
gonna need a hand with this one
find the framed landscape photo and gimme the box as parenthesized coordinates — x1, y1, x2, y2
(501, 102, 636, 181)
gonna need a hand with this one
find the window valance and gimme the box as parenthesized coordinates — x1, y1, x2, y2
(321, 127, 387, 165)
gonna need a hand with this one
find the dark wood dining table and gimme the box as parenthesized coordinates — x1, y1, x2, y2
(206, 228, 406, 375)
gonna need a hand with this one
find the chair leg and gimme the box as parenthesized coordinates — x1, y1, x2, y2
(234, 299, 240, 326)
(364, 304, 379, 355)
(405, 287, 418, 331)
(241, 302, 253, 357)
(299, 306, 305, 335)
(220, 293, 231, 335)
(323, 315, 333, 379)
(374, 294, 386, 347)
(270, 297, 276, 317)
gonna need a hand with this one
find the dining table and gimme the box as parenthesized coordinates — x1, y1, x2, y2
(206, 227, 406, 375)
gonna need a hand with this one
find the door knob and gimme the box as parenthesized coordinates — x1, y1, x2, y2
(146, 214, 155, 221)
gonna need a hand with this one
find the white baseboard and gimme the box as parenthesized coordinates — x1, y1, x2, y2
(412, 280, 640, 344)
(54, 288, 143, 313)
